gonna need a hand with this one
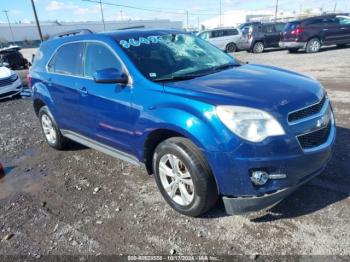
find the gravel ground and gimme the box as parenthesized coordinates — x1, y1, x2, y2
(0, 46, 349, 258)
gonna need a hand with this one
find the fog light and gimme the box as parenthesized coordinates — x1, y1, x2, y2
(251, 171, 269, 186)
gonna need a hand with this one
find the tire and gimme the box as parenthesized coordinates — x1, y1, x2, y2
(153, 137, 218, 217)
(226, 43, 237, 53)
(306, 38, 321, 53)
(288, 48, 299, 53)
(39, 106, 68, 150)
(252, 42, 264, 53)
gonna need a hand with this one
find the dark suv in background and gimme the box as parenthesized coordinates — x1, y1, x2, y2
(240, 22, 286, 53)
(280, 14, 350, 53)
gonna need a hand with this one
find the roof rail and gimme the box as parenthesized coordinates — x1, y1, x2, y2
(50, 29, 93, 39)
(117, 25, 145, 30)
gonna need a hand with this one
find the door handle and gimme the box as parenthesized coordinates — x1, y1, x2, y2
(46, 77, 52, 87)
(78, 86, 88, 95)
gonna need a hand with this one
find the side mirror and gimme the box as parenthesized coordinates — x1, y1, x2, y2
(93, 68, 128, 85)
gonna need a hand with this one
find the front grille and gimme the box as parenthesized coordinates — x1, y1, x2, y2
(288, 95, 326, 122)
(0, 75, 18, 87)
(297, 122, 331, 149)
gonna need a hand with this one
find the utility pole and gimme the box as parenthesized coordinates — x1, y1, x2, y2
(219, 0, 222, 27)
(186, 10, 189, 30)
(333, 1, 337, 12)
(99, 0, 106, 31)
(30, 0, 43, 42)
(2, 10, 15, 44)
(274, 0, 279, 22)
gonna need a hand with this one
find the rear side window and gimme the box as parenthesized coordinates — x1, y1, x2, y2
(84, 43, 122, 78)
(223, 29, 239, 36)
(275, 23, 286, 32)
(284, 22, 300, 31)
(211, 30, 224, 38)
(262, 24, 275, 33)
(48, 43, 83, 76)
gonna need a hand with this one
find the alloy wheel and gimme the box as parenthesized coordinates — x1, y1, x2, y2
(158, 154, 194, 206)
(41, 114, 57, 144)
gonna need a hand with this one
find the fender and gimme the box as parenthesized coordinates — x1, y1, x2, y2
(32, 81, 59, 123)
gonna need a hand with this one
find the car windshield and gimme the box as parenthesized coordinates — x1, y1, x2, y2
(118, 33, 238, 82)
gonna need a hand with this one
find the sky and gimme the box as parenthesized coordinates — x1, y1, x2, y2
(0, 0, 349, 26)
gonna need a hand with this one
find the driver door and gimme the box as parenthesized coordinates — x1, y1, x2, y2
(77, 42, 135, 155)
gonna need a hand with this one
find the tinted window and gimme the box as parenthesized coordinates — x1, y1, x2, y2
(211, 30, 224, 38)
(262, 24, 275, 33)
(223, 29, 239, 36)
(48, 43, 83, 76)
(284, 22, 300, 31)
(275, 23, 286, 32)
(84, 43, 122, 78)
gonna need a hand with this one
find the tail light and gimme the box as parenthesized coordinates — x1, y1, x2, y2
(291, 26, 304, 36)
(27, 74, 32, 90)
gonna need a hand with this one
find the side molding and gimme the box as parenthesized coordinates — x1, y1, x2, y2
(61, 130, 142, 167)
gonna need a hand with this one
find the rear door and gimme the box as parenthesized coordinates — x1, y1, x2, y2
(77, 42, 135, 154)
(46, 42, 84, 131)
(263, 24, 280, 47)
(208, 30, 225, 49)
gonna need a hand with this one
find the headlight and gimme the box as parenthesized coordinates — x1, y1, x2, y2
(216, 106, 285, 142)
(10, 73, 18, 81)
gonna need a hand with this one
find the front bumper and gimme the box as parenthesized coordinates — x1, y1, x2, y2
(279, 41, 306, 49)
(222, 164, 327, 214)
(0, 77, 23, 100)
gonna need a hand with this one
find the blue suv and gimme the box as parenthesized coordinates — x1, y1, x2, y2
(29, 29, 336, 217)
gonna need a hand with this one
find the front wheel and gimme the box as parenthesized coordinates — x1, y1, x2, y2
(306, 38, 321, 53)
(153, 137, 218, 217)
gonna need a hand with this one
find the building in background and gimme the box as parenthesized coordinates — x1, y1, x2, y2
(0, 19, 182, 47)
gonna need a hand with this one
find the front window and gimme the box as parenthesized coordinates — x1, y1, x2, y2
(118, 33, 237, 82)
(84, 43, 122, 78)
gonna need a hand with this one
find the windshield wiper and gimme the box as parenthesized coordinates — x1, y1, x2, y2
(153, 74, 206, 82)
(210, 63, 241, 73)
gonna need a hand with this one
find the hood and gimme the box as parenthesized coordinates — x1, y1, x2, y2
(0, 66, 12, 79)
(163, 64, 324, 118)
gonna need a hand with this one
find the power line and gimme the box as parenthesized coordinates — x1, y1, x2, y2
(81, 0, 219, 16)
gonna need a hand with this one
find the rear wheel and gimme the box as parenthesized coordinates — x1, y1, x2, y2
(306, 38, 321, 53)
(39, 106, 68, 150)
(226, 43, 237, 53)
(153, 137, 218, 217)
(252, 42, 264, 53)
(288, 48, 299, 53)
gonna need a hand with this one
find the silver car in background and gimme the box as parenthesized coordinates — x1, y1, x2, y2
(197, 28, 244, 53)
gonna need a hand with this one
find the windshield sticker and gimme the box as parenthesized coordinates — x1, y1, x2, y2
(120, 36, 164, 49)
